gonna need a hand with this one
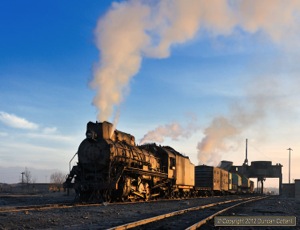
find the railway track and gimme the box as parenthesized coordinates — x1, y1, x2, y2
(0, 195, 269, 229)
(108, 196, 267, 230)
(0, 198, 212, 213)
(0, 195, 262, 214)
(0, 200, 108, 213)
(0, 194, 248, 214)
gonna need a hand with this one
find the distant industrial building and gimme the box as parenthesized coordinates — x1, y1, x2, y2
(282, 180, 300, 199)
(220, 139, 284, 194)
(219, 160, 283, 194)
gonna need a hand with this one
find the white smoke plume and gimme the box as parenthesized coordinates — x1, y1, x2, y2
(197, 74, 286, 166)
(110, 108, 121, 138)
(92, 0, 300, 122)
(140, 119, 199, 144)
(92, 1, 151, 122)
(197, 117, 238, 166)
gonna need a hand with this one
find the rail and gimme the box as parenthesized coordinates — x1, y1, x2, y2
(108, 196, 267, 230)
(186, 196, 267, 229)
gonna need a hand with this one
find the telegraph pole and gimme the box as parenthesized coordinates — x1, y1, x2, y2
(243, 139, 249, 166)
(21, 172, 25, 184)
(287, 148, 292, 184)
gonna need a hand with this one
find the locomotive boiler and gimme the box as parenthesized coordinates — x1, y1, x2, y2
(64, 121, 195, 202)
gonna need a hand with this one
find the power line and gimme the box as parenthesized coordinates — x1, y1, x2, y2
(249, 143, 272, 161)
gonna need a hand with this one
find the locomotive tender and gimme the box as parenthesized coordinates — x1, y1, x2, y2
(64, 121, 253, 202)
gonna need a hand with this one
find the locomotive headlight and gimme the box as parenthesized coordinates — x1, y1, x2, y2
(86, 130, 97, 140)
(86, 130, 93, 139)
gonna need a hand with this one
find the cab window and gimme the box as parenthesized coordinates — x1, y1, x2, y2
(170, 157, 176, 170)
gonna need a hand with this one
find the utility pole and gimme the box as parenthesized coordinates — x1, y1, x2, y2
(243, 139, 249, 166)
(21, 172, 25, 184)
(287, 148, 293, 184)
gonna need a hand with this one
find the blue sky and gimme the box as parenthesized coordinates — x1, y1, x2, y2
(1, 1, 300, 187)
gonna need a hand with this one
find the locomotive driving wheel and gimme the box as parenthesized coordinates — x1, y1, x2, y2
(136, 177, 151, 201)
(138, 181, 150, 201)
(144, 182, 151, 200)
(103, 189, 112, 202)
(116, 176, 131, 202)
(170, 190, 179, 199)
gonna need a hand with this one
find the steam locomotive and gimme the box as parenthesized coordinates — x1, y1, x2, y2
(64, 121, 253, 202)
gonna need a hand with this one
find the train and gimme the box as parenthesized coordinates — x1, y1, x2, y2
(64, 121, 253, 202)
(194, 165, 254, 196)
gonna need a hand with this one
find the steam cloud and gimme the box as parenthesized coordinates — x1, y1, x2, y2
(197, 74, 286, 165)
(197, 117, 238, 166)
(92, 0, 300, 122)
(140, 118, 199, 144)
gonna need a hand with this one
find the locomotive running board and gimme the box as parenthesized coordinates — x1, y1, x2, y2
(124, 167, 168, 178)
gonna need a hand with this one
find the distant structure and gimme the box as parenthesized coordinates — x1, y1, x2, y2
(243, 139, 249, 166)
(281, 180, 300, 198)
(21, 172, 25, 184)
(220, 139, 283, 195)
(287, 148, 292, 184)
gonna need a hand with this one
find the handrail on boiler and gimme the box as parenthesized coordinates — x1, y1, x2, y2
(69, 152, 78, 172)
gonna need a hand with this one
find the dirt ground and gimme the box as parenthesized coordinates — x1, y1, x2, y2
(202, 196, 300, 230)
(0, 193, 299, 229)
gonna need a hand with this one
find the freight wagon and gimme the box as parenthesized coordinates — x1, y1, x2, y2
(194, 165, 229, 195)
(240, 174, 251, 193)
(229, 172, 242, 193)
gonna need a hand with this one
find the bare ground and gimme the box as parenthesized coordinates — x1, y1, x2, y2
(0, 193, 299, 229)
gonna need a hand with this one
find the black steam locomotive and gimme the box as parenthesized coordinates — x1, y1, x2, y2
(64, 121, 194, 202)
(64, 121, 253, 202)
